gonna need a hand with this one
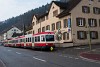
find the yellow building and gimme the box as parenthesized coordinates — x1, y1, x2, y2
(32, 0, 100, 47)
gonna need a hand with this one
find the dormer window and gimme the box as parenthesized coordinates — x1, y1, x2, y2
(53, 10, 58, 17)
(82, 6, 90, 13)
(32, 22, 35, 26)
(52, 6, 54, 9)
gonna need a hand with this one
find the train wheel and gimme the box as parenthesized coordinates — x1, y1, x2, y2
(50, 47, 54, 51)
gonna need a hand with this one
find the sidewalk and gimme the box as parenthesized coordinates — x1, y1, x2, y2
(80, 48, 100, 61)
(54, 44, 100, 61)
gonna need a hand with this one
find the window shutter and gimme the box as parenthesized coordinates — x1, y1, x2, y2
(60, 21, 61, 29)
(99, 19, 100, 26)
(77, 31, 80, 39)
(56, 22, 58, 29)
(99, 8, 100, 14)
(94, 19, 97, 27)
(88, 19, 91, 27)
(76, 18, 79, 26)
(88, 7, 90, 13)
(93, 7, 95, 14)
(96, 31, 98, 39)
(82, 6, 85, 13)
(63, 33, 65, 40)
(84, 31, 87, 39)
(83, 18, 86, 26)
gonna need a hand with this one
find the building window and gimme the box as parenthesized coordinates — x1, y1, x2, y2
(52, 23, 55, 31)
(77, 31, 87, 39)
(36, 21, 38, 24)
(63, 32, 69, 40)
(93, 7, 100, 14)
(90, 31, 98, 39)
(14, 29, 16, 32)
(46, 25, 50, 30)
(42, 27, 45, 32)
(63, 19, 68, 28)
(53, 10, 58, 17)
(82, 6, 90, 13)
(32, 22, 35, 26)
(56, 21, 61, 30)
(88, 18, 97, 27)
(76, 18, 86, 27)
(38, 28, 41, 33)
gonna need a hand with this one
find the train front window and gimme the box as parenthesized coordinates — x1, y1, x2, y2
(45, 35, 54, 41)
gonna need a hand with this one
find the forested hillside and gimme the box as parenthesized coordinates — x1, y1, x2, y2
(0, 3, 50, 34)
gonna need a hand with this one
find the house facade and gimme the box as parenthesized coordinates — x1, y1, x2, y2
(3, 27, 22, 40)
(32, 0, 100, 47)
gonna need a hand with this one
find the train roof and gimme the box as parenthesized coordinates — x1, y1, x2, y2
(18, 35, 25, 38)
(25, 34, 33, 37)
(33, 31, 54, 36)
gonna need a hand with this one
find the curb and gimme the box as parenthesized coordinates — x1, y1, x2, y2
(80, 55, 100, 64)
(79, 52, 100, 64)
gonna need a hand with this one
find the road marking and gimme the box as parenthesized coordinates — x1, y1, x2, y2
(8, 50, 11, 51)
(64, 56, 68, 57)
(59, 54, 79, 60)
(16, 52, 21, 54)
(59, 55, 63, 56)
(75, 58, 79, 59)
(69, 57, 73, 59)
(33, 57, 46, 62)
(74, 47, 85, 50)
(0, 59, 6, 67)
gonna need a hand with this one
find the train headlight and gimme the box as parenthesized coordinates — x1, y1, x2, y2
(46, 43, 48, 45)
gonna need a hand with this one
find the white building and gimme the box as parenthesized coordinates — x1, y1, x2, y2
(3, 27, 22, 40)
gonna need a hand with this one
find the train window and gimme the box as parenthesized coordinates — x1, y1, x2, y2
(46, 35, 54, 41)
(21, 39, 22, 42)
(32, 37, 34, 43)
(38, 36, 40, 42)
(30, 37, 31, 42)
(28, 38, 29, 42)
(26, 38, 27, 42)
(23, 39, 25, 42)
(20, 39, 21, 42)
(35, 37, 37, 42)
(41, 35, 45, 41)
(16, 40, 18, 43)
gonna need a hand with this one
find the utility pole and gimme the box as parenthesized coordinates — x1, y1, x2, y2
(88, 26, 92, 50)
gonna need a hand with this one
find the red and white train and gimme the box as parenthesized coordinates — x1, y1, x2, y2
(4, 31, 55, 51)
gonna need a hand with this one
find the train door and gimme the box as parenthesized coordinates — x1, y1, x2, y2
(32, 36, 35, 49)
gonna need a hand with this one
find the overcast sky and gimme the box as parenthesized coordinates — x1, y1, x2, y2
(0, 0, 52, 21)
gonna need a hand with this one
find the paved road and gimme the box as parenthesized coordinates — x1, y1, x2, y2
(0, 46, 100, 67)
